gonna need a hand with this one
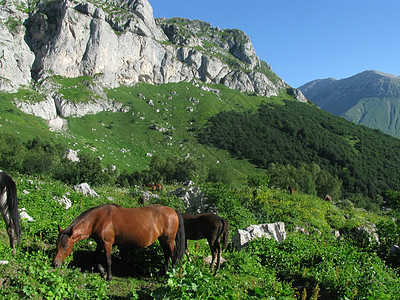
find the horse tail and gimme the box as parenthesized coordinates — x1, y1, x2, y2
(0, 172, 21, 252)
(221, 217, 229, 249)
(172, 210, 186, 264)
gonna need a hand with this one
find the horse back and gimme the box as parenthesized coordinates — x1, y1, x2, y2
(183, 213, 223, 240)
(108, 204, 179, 247)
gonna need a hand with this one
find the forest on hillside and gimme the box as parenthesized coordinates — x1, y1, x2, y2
(199, 100, 400, 206)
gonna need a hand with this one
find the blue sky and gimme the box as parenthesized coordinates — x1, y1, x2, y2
(150, 0, 400, 88)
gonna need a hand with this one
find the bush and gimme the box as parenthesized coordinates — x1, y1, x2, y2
(248, 234, 400, 299)
(54, 153, 114, 186)
(201, 182, 256, 231)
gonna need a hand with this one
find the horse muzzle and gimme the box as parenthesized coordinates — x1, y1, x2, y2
(52, 258, 62, 268)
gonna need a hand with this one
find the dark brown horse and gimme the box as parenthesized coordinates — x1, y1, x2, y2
(53, 204, 185, 281)
(182, 213, 229, 274)
(0, 171, 21, 254)
(288, 186, 295, 195)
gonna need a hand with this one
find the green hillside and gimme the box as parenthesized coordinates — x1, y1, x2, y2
(343, 98, 400, 137)
(299, 71, 400, 138)
(3, 80, 400, 206)
(199, 100, 400, 204)
(0, 81, 284, 184)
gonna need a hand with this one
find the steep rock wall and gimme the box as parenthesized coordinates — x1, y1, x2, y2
(1, 0, 304, 121)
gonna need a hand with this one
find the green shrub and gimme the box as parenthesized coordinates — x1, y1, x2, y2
(201, 182, 256, 231)
(248, 234, 400, 299)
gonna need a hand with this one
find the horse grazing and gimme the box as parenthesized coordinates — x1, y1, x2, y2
(0, 171, 21, 254)
(53, 204, 185, 281)
(146, 183, 163, 193)
(288, 186, 295, 195)
(182, 213, 229, 275)
(155, 183, 163, 192)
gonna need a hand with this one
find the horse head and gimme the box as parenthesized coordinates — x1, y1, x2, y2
(53, 225, 75, 268)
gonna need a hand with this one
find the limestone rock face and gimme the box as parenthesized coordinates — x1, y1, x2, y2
(13, 95, 57, 120)
(24, 0, 189, 88)
(1, 0, 297, 121)
(0, 1, 35, 92)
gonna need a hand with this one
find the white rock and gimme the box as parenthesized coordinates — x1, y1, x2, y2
(54, 195, 72, 210)
(19, 208, 34, 222)
(231, 222, 286, 250)
(73, 183, 99, 198)
(64, 149, 80, 163)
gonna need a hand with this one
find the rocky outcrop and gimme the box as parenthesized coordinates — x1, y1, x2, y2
(168, 180, 217, 214)
(351, 223, 380, 245)
(1, 0, 297, 121)
(64, 149, 80, 162)
(0, 1, 35, 92)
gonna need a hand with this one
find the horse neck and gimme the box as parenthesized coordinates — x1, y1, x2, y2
(69, 219, 93, 243)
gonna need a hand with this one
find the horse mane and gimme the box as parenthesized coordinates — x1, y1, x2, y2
(60, 204, 121, 243)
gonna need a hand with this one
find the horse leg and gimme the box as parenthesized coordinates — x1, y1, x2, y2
(207, 238, 217, 271)
(158, 236, 173, 274)
(184, 239, 191, 262)
(104, 241, 113, 281)
(95, 242, 107, 279)
(214, 240, 222, 275)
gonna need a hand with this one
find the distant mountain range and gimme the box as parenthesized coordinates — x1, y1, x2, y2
(299, 71, 400, 138)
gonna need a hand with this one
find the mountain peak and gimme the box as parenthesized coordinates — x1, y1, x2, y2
(299, 70, 400, 138)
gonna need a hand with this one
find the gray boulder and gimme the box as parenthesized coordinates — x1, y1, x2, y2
(73, 183, 99, 198)
(168, 180, 217, 214)
(352, 223, 380, 245)
(54, 195, 72, 210)
(64, 149, 80, 163)
(232, 222, 286, 250)
(136, 190, 160, 204)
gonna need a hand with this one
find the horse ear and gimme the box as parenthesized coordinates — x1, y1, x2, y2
(58, 225, 63, 233)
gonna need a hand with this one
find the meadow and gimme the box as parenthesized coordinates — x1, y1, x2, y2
(0, 172, 399, 299)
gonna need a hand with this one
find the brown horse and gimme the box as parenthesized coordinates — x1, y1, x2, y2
(146, 183, 163, 193)
(155, 183, 163, 192)
(0, 171, 21, 254)
(53, 204, 185, 281)
(182, 213, 229, 275)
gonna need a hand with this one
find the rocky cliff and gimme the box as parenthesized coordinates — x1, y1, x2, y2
(0, 0, 304, 121)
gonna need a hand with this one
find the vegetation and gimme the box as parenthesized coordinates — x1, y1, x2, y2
(2, 78, 400, 298)
(0, 173, 398, 299)
(199, 100, 400, 207)
(2, 1, 400, 297)
(0, 81, 272, 184)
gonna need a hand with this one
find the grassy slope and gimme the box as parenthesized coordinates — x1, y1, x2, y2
(0, 90, 53, 141)
(1, 81, 285, 183)
(343, 97, 400, 138)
